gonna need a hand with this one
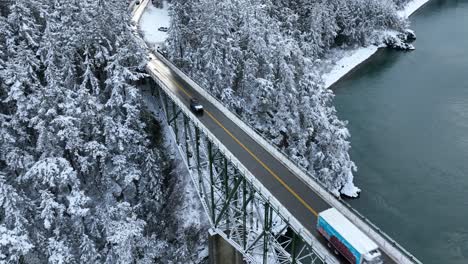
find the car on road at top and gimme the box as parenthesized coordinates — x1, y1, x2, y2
(156, 46, 168, 57)
(190, 98, 203, 115)
(158, 27, 168, 32)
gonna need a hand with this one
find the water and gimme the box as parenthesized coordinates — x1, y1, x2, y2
(332, 1, 468, 263)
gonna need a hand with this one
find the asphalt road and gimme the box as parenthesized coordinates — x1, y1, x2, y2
(147, 56, 396, 264)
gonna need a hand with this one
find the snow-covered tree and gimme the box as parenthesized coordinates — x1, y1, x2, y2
(0, 225, 33, 263)
(79, 235, 100, 263)
(47, 238, 73, 264)
(0, 173, 33, 262)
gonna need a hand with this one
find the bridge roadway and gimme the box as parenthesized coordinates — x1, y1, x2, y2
(146, 55, 397, 263)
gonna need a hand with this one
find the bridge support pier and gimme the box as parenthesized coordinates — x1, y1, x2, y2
(209, 232, 244, 264)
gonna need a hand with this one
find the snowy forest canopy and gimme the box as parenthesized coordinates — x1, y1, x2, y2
(0, 0, 206, 263)
(166, 0, 412, 196)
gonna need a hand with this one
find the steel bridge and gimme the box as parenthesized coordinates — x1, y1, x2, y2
(130, 1, 423, 263)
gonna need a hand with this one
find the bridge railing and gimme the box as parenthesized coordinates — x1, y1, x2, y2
(151, 50, 422, 264)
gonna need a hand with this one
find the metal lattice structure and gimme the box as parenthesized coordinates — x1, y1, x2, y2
(149, 80, 330, 264)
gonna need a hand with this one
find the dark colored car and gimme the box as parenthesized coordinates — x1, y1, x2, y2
(156, 46, 168, 57)
(190, 98, 203, 114)
(158, 27, 168, 32)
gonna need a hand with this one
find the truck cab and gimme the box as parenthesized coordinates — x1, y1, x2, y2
(363, 249, 383, 264)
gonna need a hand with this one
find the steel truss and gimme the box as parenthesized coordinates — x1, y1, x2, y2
(151, 80, 327, 264)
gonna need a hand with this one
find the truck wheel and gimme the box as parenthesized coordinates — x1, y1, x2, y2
(327, 243, 331, 248)
(334, 249, 339, 255)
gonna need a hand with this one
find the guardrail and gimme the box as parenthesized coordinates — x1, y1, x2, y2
(130, 1, 421, 263)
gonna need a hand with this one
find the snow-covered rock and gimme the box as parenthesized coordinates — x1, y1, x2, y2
(340, 181, 362, 198)
(405, 29, 417, 42)
(382, 31, 415, 51)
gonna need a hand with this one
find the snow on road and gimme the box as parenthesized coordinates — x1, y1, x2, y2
(139, 1, 171, 49)
(322, 0, 430, 89)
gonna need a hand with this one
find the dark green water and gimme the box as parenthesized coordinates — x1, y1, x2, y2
(333, 1, 468, 263)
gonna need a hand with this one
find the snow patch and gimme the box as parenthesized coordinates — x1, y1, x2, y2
(139, 1, 171, 49)
(398, 0, 431, 18)
(323, 46, 378, 88)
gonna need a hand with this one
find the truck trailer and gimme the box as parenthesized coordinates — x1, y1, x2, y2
(317, 208, 383, 264)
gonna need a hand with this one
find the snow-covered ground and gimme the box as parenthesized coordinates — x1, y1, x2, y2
(139, 1, 170, 49)
(322, 0, 430, 89)
(398, 0, 431, 18)
(322, 46, 379, 88)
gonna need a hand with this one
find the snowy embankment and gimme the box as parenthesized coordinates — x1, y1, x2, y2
(398, 0, 432, 18)
(139, 1, 170, 49)
(323, 47, 379, 88)
(322, 0, 430, 89)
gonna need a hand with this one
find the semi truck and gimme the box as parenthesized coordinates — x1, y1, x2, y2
(317, 208, 383, 264)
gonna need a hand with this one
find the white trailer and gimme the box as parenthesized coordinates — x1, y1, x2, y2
(317, 208, 383, 264)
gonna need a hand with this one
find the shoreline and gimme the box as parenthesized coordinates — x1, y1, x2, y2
(322, 0, 431, 89)
(328, 0, 430, 197)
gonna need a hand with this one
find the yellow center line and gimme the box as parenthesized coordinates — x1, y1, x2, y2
(150, 62, 319, 217)
(204, 110, 319, 217)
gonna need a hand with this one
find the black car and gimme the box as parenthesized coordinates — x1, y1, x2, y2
(156, 46, 168, 57)
(190, 98, 203, 114)
(158, 27, 168, 32)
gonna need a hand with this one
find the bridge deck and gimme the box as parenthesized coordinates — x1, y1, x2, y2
(147, 57, 397, 264)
